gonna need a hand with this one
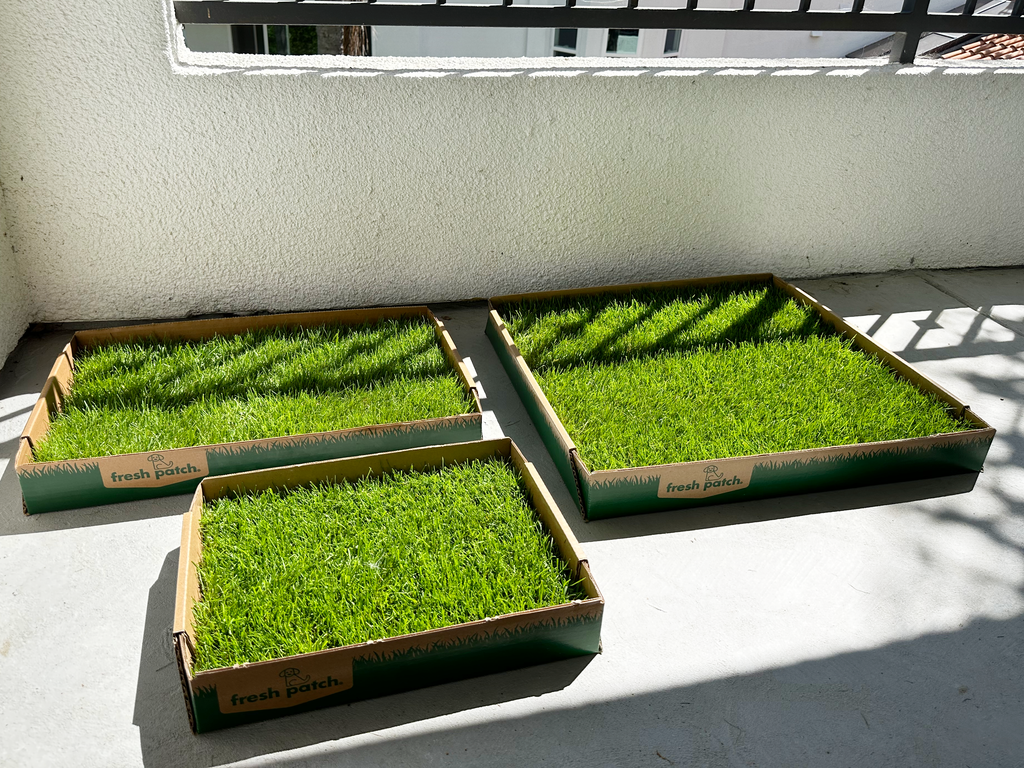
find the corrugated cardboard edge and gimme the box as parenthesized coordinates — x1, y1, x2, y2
(430, 314, 480, 404)
(173, 488, 204, 734)
(17, 306, 482, 508)
(488, 273, 995, 518)
(485, 307, 583, 506)
(172, 438, 602, 730)
(511, 441, 588, 577)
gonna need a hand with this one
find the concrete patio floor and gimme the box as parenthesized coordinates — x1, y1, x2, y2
(1, 267, 1021, 767)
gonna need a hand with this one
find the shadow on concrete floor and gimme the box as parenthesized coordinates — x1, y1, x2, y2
(252, 616, 1024, 767)
(233, 609, 1024, 768)
(133, 547, 1024, 767)
(133, 551, 595, 768)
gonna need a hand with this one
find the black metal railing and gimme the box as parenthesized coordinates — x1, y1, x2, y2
(173, 0, 1024, 63)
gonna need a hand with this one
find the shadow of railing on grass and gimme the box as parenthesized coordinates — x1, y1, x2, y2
(503, 282, 820, 373)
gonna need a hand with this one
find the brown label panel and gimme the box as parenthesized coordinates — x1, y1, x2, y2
(656, 456, 758, 499)
(206, 654, 355, 713)
(99, 448, 210, 489)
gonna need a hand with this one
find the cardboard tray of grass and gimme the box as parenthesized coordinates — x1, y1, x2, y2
(486, 274, 996, 520)
(16, 307, 483, 513)
(172, 437, 604, 733)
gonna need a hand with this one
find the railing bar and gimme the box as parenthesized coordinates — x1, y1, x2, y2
(174, 1, 1024, 36)
(743, 0, 756, 11)
(850, 0, 865, 12)
(961, 0, 978, 14)
(1013, 0, 1024, 17)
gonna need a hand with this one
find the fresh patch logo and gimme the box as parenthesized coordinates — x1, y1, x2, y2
(226, 667, 349, 708)
(211, 658, 354, 713)
(658, 459, 756, 499)
(100, 448, 209, 489)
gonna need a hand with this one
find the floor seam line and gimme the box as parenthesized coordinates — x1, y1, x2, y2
(917, 271, 1024, 340)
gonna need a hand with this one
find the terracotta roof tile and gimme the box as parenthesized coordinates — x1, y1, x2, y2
(941, 33, 1024, 60)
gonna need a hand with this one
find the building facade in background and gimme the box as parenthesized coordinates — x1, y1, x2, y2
(183, 0, 973, 60)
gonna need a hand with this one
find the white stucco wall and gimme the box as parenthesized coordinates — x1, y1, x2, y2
(0, 0, 1022, 323)
(0, 165, 28, 366)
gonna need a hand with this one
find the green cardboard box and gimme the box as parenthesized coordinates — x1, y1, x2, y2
(17, 306, 483, 513)
(487, 273, 996, 520)
(172, 438, 604, 733)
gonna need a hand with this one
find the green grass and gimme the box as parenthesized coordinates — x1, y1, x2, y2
(35, 319, 475, 461)
(191, 460, 584, 671)
(502, 283, 973, 470)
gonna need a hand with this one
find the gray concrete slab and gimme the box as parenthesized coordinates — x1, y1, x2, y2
(0, 270, 1022, 767)
(920, 268, 1024, 339)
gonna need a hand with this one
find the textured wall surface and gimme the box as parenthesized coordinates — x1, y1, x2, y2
(0, 0, 1022, 323)
(0, 166, 28, 366)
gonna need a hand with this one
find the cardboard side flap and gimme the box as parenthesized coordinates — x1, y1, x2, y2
(68, 335, 83, 362)
(52, 349, 74, 403)
(73, 306, 434, 349)
(15, 438, 34, 470)
(577, 561, 604, 603)
(569, 449, 590, 517)
(430, 314, 478, 394)
(172, 632, 198, 734)
(49, 343, 75, 383)
(199, 438, 513, 501)
(19, 396, 52, 455)
(173, 490, 203, 733)
(486, 310, 577, 457)
(487, 308, 520, 356)
(510, 443, 587, 576)
(174, 489, 204, 638)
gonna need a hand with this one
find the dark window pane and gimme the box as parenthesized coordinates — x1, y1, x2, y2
(664, 29, 681, 54)
(231, 25, 260, 55)
(555, 28, 578, 50)
(607, 29, 639, 54)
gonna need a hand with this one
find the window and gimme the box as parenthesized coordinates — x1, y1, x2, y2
(230, 25, 266, 55)
(185, 23, 369, 55)
(606, 29, 639, 55)
(664, 29, 681, 55)
(553, 28, 578, 57)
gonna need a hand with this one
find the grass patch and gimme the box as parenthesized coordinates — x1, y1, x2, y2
(502, 283, 973, 470)
(191, 460, 584, 671)
(35, 319, 475, 461)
